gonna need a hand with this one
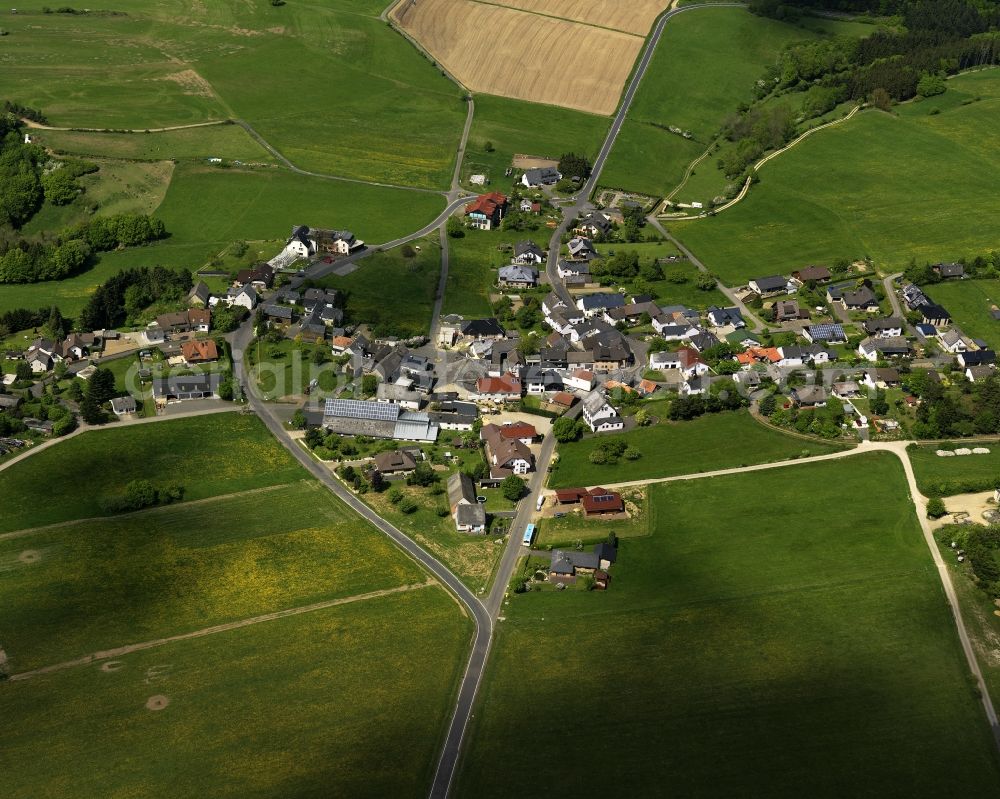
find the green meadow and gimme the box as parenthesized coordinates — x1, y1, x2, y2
(600, 7, 867, 197)
(927, 278, 1000, 353)
(550, 409, 845, 488)
(0, 1, 464, 187)
(457, 453, 1000, 796)
(907, 442, 1000, 497)
(673, 70, 1000, 285)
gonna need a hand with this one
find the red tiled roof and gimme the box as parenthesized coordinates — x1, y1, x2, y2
(551, 391, 576, 407)
(499, 422, 537, 440)
(582, 488, 624, 515)
(181, 339, 219, 363)
(555, 488, 588, 503)
(476, 374, 521, 395)
(465, 192, 507, 217)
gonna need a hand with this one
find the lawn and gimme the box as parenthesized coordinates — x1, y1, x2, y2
(249, 338, 344, 401)
(456, 453, 1000, 796)
(316, 238, 442, 337)
(599, 7, 866, 197)
(36, 124, 277, 164)
(536, 487, 650, 547)
(0, 413, 304, 532)
(672, 70, 1000, 285)
(601, 241, 729, 309)
(1, 587, 471, 799)
(927, 279, 1000, 352)
(908, 442, 1000, 497)
(462, 94, 610, 191)
(445, 228, 550, 317)
(549, 409, 845, 488)
(2, 1, 465, 187)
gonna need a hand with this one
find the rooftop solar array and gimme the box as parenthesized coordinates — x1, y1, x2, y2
(323, 399, 400, 421)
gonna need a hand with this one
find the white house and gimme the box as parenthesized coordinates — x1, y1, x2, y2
(564, 368, 596, 392)
(649, 348, 710, 378)
(937, 329, 968, 354)
(581, 389, 624, 433)
(228, 285, 258, 310)
(521, 166, 561, 187)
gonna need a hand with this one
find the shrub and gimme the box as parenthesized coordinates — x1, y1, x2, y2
(388, 487, 403, 504)
(398, 497, 418, 514)
(926, 497, 947, 519)
(623, 447, 642, 461)
(589, 448, 607, 465)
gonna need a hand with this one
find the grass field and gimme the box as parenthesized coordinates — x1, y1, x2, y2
(463, 94, 609, 190)
(445, 228, 550, 317)
(599, 8, 867, 196)
(392, 0, 645, 115)
(2, 1, 465, 187)
(908, 443, 1000, 497)
(673, 70, 1000, 285)
(926, 279, 1000, 352)
(549, 409, 845, 488)
(36, 124, 276, 164)
(316, 238, 442, 336)
(457, 453, 1000, 796)
(0, 411, 473, 797)
(1, 585, 470, 799)
(0, 413, 304, 533)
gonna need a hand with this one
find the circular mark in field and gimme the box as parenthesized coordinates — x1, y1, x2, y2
(145, 695, 169, 711)
(100, 660, 124, 673)
(18, 550, 40, 564)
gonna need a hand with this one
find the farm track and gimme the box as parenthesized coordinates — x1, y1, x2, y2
(8, 582, 434, 682)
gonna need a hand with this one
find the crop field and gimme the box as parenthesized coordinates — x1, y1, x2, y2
(907, 443, 1000, 497)
(489, 0, 671, 35)
(391, 0, 647, 115)
(673, 71, 1000, 285)
(1, 1, 464, 187)
(0, 412, 473, 797)
(316, 238, 442, 337)
(0, 413, 304, 533)
(549, 409, 845, 488)
(925, 278, 1000, 352)
(36, 124, 276, 164)
(457, 453, 1000, 796)
(599, 8, 866, 197)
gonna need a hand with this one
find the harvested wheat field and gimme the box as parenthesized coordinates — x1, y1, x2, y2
(392, 0, 656, 115)
(495, 0, 671, 35)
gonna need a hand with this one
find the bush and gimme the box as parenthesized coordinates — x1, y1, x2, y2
(388, 487, 403, 504)
(588, 448, 607, 465)
(623, 447, 642, 461)
(398, 497, 418, 514)
(926, 497, 947, 519)
(501, 474, 526, 501)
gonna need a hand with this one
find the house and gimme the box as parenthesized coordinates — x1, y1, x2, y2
(156, 309, 211, 335)
(554, 487, 624, 516)
(858, 336, 911, 361)
(475, 374, 522, 402)
(551, 391, 576, 409)
(187, 281, 210, 307)
(841, 286, 879, 311)
(803, 323, 847, 344)
(957, 350, 997, 368)
(594, 542, 618, 569)
(791, 385, 828, 408)
(934, 262, 965, 279)
(498, 264, 538, 288)
(902, 283, 929, 309)
(481, 423, 534, 475)
(430, 400, 479, 431)
(152, 373, 222, 402)
(24, 339, 61, 373)
(792, 265, 831, 284)
(557, 260, 590, 280)
(861, 368, 900, 390)
(937, 329, 967, 354)
(235, 263, 274, 290)
(310, 228, 363, 256)
(372, 449, 418, 476)
(322, 398, 439, 442)
(680, 375, 712, 396)
(914, 323, 938, 339)
(921, 303, 951, 327)
(465, 192, 508, 230)
(593, 570, 610, 590)
(518, 198, 541, 214)
(109, 395, 137, 416)
(832, 380, 862, 398)
(706, 306, 745, 329)
(513, 241, 545, 265)
(773, 300, 804, 322)
(521, 166, 561, 187)
(0, 394, 23, 411)
(748, 275, 789, 296)
(567, 237, 596, 260)
(548, 549, 600, 579)
(181, 339, 219, 365)
(564, 368, 596, 392)
(581, 389, 624, 433)
(965, 365, 996, 383)
(228, 284, 258, 310)
(688, 329, 720, 352)
(496, 421, 537, 445)
(262, 303, 295, 324)
(651, 347, 710, 377)
(461, 318, 506, 340)
(863, 317, 904, 338)
(447, 472, 486, 533)
(577, 293, 626, 318)
(574, 212, 612, 239)
(734, 346, 782, 369)
(376, 382, 423, 411)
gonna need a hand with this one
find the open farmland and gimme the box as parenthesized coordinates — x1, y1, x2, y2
(0, 413, 472, 797)
(673, 70, 1000, 285)
(926, 278, 1000, 353)
(456, 453, 1000, 796)
(391, 0, 653, 114)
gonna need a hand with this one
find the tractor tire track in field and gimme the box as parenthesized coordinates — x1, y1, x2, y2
(0, 481, 296, 543)
(7, 582, 434, 682)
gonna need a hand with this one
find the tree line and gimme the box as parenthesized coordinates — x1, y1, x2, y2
(79, 265, 192, 330)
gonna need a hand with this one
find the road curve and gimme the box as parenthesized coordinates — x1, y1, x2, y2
(228, 322, 492, 799)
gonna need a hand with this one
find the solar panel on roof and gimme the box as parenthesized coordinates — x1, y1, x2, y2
(323, 399, 400, 421)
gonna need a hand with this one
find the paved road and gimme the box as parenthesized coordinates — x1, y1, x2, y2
(228, 322, 491, 799)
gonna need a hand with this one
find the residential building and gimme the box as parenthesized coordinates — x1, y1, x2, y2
(152, 373, 222, 402)
(791, 266, 831, 284)
(475, 374, 522, 402)
(321, 398, 438, 442)
(863, 317, 904, 338)
(858, 336, 911, 361)
(481, 423, 534, 475)
(372, 449, 418, 476)
(581, 389, 623, 433)
(181, 339, 219, 365)
(513, 241, 545, 264)
(464, 192, 508, 230)
(748, 275, 789, 296)
(498, 264, 538, 288)
(447, 472, 486, 533)
(521, 166, 560, 187)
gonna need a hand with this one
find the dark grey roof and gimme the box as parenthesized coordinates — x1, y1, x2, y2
(462, 318, 506, 338)
(750, 275, 787, 292)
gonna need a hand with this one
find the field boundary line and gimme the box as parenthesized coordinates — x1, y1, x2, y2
(8, 582, 435, 682)
(464, 0, 645, 37)
(671, 104, 863, 220)
(0, 481, 300, 543)
(22, 119, 231, 133)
